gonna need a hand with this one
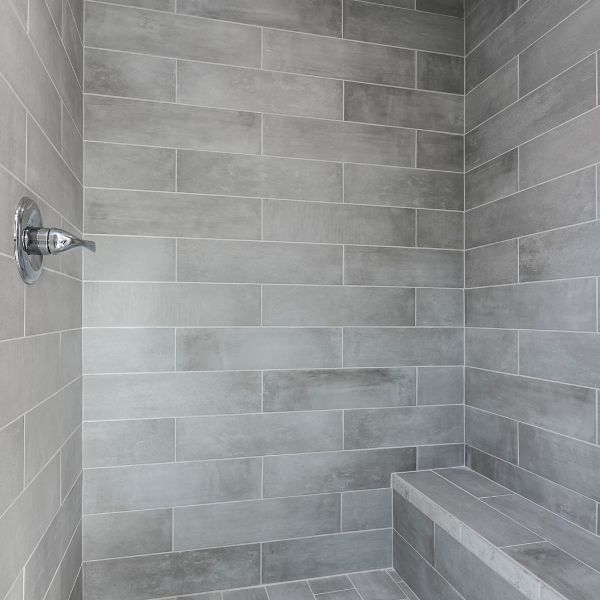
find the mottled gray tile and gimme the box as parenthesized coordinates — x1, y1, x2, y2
(85, 2, 261, 66)
(61, 104, 83, 182)
(465, 149, 518, 210)
(223, 587, 268, 600)
(174, 495, 340, 550)
(343, 327, 463, 367)
(416, 288, 463, 326)
(177, 150, 342, 202)
(417, 210, 463, 250)
(417, 0, 464, 18)
(465, 0, 518, 53)
(466, 406, 518, 464)
(417, 131, 463, 172)
(344, 163, 463, 211)
(393, 492, 434, 564)
(0, 75, 25, 178)
(83, 509, 172, 561)
(308, 575, 353, 595)
(263, 28, 415, 88)
(342, 488, 392, 532)
(262, 285, 415, 326)
(263, 368, 416, 412)
(60, 426, 81, 501)
(344, 246, 463, 288)
(0, 253, 24, 341)
(263, 114, 415, 167)
(0, 418, 24, 515)
(417, 366, 463, 405)
(417, 51, 463, 95)
(344, 0, 463, 55)
(417, 444, 464, 470)
(466, 240, 518, 288)
(435, 467, 509, 498)
(266, 581, 314, 600)
(263, 448, 415, 497)
(177, 61, 341, 119)
(263, 529, 392, 582)
(465, 331, 518, 373)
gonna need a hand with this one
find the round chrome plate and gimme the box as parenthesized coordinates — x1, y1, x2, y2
(14, 197, 43, 284)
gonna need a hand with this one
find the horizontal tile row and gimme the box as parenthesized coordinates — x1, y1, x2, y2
(82, 366, 464, 420)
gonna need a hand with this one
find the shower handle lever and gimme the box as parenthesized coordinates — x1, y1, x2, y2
(24, 227, 96, 255)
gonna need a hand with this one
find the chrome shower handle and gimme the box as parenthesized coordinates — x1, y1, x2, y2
(25, 227, 96, 255)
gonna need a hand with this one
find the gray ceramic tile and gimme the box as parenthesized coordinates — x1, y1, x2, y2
(62, 1, 83, 84)
(174, 494, 340, 550)
(344, 246, 463, 288)
(176, 411, 342, 460)
(83, 371, 261, 420)
(83, 457, 261, 514)
(0, 253, 24, 341)
(345, 82, 463, 134)
(465, 331, 518, 373)
(467, 446, 598, 533)
(0, 418, 24, 515)
(434, 526, 530, 600)
(466, 406, 518, 464)
(262, 285, 415, 326)
(465, 0, 518, 53)
(435, 467, 509, 498)
(263, 115, 415, 167)
(83, 419, 175, 467)
(344, 0, 463, 55)
(85, 95, 260, 154)
(0, 75, 25, 178)
(415, 288, 463, 326)
(85, 142, 176, 191)
(466, 167, 596, 248)
(60, 426, 81, 500)
(342, 488, 392, 532)
(465, 279, 597, 331)
(4, 573, 24, 600)
(343, 327, 463, 367)
(263, 368, 416, 412)
(466, 240, 519, 288)
(465, 149, 518, 210)
(345, 405, 463, 449)
(262, 529, 392, 583)
(83, 545, 260, 600)
(519, 424, 600, 502)
(83, 328, 175, 374)
(177, 0, 341, 36)
(177, 150, 342, 202)
(263, 199, 415, 246)
(223, 587, 268, 600)
(417, 0, 463, 18)
(263, 29, 415, 88)
(416, 131, 463, 172)
(399, 471, 540, 546)
(83, 509, 172, 561)
(417, 444, 464, 470)
(97, 0, 174, 8)
(177, 327, 341, 371)
(84, 48, 176, 102)
(84, 282, 260, 327)
(177, 60, 342, 120)
(349, 570, 406, 600)
(417, 367, 463, 406)
(519, 1, 600, 95)
(308, 575, 353, 595)
(417, 51, 463, 95)
(466, 56, 596, 169)
(61, 104, 83, 182)
(85, 2, 261, 66)
(416, 210, 463, 250)
(520, 330, 600, 388)
(177, 239, 342, 284)
(344, 163, 463, 211)
(519, 220, 600, 282)
(85, 189, 261, 239)
(393, 492, 435, 564)
(466, 368, 596, 442)
(263, 448, 415, 497)
(505, 542, 600, 600)
(465, 58, 518, 132)
(266, 581, 314, 600)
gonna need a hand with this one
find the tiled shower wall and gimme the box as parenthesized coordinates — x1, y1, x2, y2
(0, 0, 83, 599)
(464, 0, 600, 536)
(81, 0, 465, 597)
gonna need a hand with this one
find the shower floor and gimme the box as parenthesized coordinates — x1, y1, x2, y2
(198, 569, 419, 600)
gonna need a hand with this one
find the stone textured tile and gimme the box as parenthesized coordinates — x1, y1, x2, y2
(308, 575, 353, 595)
(176, 411, 342, 460)
(177, 150, 342, 202)
(417, 51, 464, 94)
(177, 0, 342, 36)
(465, 331, 518, 373)
(416, 131, 464, 172)
(263, 448, 415, 497)
(344, 0, 463, 55)
(349, 570, 406, 600)
(223, 587, 268, 600)
(417, 210, 463, 250)
(263, 29, 415, 88)
(0, 75, 26, 178)
(393, 492, 435, 564)
(262, 285, 415, 326)
(465, 149, 518, 210)
(341, 488, 392, 532)
(177, 61, 342, 119)
(466, 240, 519, 288)
(266, 581, 314, 600)
(417, 0, 464, 18)
(83, 458, 261, 514)
(466, 406, 518, 464)
(263, 368, 416, 412)
(344, 163, 463, 211)
(415, 288, 463, 327)
(0, 254, 24, 341)
(344, 246, 463, 288)
(61, 104, 83, 182)
(174, 494, 340, 550)
(416, 444, 464, 470)
(465, 0, 518, 53)
(262, 529, 392, 583)
(417, 366, 463, 405)
(0, 418, 24, 515)
(343, 327, 463, 367)
(85, 2, 261, 66)
(435, 467, 509, 498)
(263, 115, 415, 167)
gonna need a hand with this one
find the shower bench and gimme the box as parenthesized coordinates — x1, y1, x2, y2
(391, 468, 600, 600)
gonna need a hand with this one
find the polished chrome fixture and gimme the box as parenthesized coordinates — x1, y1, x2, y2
(14, 197, 96, 284)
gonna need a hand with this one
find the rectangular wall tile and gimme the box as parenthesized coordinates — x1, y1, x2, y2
(263, 114, 415, 167)
(466, 240, 518, 288)
(176, 328, 341, 371)
(465, 330, 518, 373)
(415, 288, 463, 327)
(0, 75, 26, 178)
(393, 491, 434, 564)
(417, 444, 464, 469)
(0, 418, 24, 515)
(342, 488, 392, 532)
(465, 0, 518, 54)
(416, 131, 463, 172)
(417, 366, 463, 405)
(465, 149, 518, 210)
(417, 51, 464, 95)
(466, 407, 518, 464)
(417, 210, 463, 249)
